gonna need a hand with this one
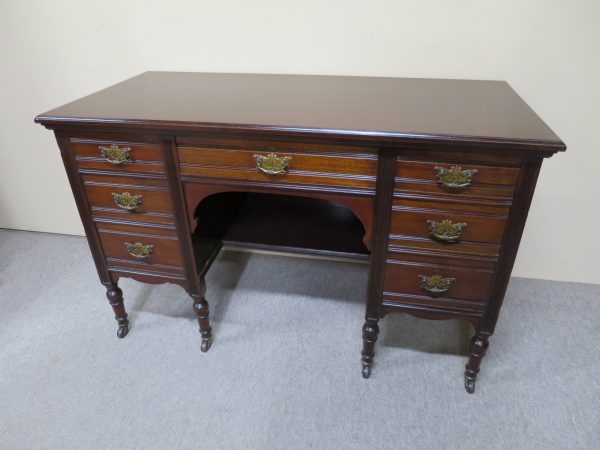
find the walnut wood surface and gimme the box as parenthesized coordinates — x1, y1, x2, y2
(215, 193, 369, 257)
(391, 196, 511, 216)
(93, 219, 177, 236)
(388, 236, 499, 260)
(178, 145, 377, 191)
(36, 73, 566, 391)
(395, 160, 521, 186)
(79, 172, 168, 187)
(389, 208, 507, 245)
(383, 259, 494, 303)
(96, 222, 184, 268)
(394, 179, 515, 199)
(386, 247, 497, 270)
(179, 165, 376, 191)
(182, 181, 375, 250)
(106, 258, 185, 278)
(71, 140, 165, 174)
(36, 72, 565, 153)
(381, 293, 485, 318)
(80, 172, 175, 225)
(84, 182, 173, 214)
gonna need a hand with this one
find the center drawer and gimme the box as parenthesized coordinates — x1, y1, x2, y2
(177, 144, 377, 191)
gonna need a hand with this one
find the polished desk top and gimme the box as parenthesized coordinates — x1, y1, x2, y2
(36, 72, 564, 152)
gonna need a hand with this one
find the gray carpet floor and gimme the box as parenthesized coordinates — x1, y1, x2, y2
(0, 229, 599, 449)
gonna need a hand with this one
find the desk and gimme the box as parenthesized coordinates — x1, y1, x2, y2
(36, 72, 565, 393)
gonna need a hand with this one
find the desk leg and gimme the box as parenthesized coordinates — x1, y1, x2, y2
(464, 332, 490, 393)
(361, 319, 379, 378)
(105, 284, 129, 339)
(192, 281, 213, 352)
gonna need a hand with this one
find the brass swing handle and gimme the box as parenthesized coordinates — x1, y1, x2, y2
(253, 153, 291, 175)
(427, 219, 467, 243)
(419, 274, 455, 295)
(435, 165, 477, 188)
(99, 144, 131, 164)
(112, 192, 142, 211)
(124, 242, 154, 259)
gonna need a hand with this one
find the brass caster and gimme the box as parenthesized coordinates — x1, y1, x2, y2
(464, 376, 476, 394)
(362, 363, 371, 379)
(117, 324, 129, 339)
(201, 334, 213, 352)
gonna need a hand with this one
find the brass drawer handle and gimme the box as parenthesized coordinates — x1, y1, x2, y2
(112, 192, 142, 211)
(253, 153, 291, 175)
(124, 242, 153, 259)
(99, 144, 131, 164)
(418, 274, 455, 295)
(427, 219, 467, 243)
(435, 165, 477, 188)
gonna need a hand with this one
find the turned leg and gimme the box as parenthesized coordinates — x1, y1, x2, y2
(464, 332, 490, 393)
(105, 284, 129, 339)
(192, 293, 213, 352)
(361, 320, 379, 378)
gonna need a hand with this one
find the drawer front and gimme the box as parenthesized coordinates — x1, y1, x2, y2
(395, 159, 520, 199)
(178, 146, 377, 191)
(383, 259, 494, 303)
(83, 179, 174, 223)
(381, 292, 485, 316)
(80, 173, 174, 225)
(389, 207, 507, 246)
(96, 223, 184, 269)
(71, 140, 165, 174)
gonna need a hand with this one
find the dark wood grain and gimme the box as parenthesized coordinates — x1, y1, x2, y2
(389, 208, 507, 245)
(209, 193, 370, 258)
(388, 236, 499, 260)
(96, 224, 184, 267)
(391, 196, 511, 216)
(386, 247, 497, 270)
(161, 137, 216, 351)
(37, 73, 565, 392)
(84, 182, 173, 214)
(35, 72, 565, 154)
(481, 158, 544, 335)
(178, 144, 377, 191)
(382, 291, 486, 315)
(361, 151, 397, 377)
(383, 259, 494, 302)
(182, 181, 375, 250)
(395, 159, 521, 186)
(71, 140, 165, 174)
(55, 133, 131, 338)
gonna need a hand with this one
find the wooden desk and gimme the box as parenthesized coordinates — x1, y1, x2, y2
(36, 72, 565, 393)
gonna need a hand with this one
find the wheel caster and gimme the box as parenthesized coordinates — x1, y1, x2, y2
(362, 363, 371, 379)
(201, 334, 213, 352)
(117, 324, 129, 339)
(464, 376, 476, 394)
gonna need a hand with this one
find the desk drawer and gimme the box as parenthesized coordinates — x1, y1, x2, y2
(96, 222, 184, 269)
(82, 175, 174, 225)
(383, 258, 493, 304)
(71, 140, 165, 174)
(395, 159, 519, 199)
(389, 206, 507, 246)
(178, 146, 377, 191)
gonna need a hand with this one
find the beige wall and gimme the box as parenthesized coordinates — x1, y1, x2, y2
(1, 0, 598, 284)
